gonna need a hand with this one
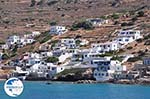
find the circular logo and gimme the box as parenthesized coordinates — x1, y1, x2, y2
(4, 77, 24, 97)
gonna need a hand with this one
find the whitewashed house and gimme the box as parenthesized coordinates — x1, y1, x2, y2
(60, 39, 76, 49)
(6, 35, 35, 48)
(24, 38, 35, 44)
(24, 31, 41, 38)
(29, 62, 50, 78)
(91, 41, 119, 53)
(93, 59, 126, 82)
(40, 51, 53, 58)
(0, 44, 9, 49)
(6, 35, 20, 45)
(79, 39, 89, 46)
(86, 18, 109, 27)
(21, 52, 42, 67)
(32, 31, 41, 37)
(47, 63, 65, 76)
(72, 48, 106, 63)
(58, 52, 72, 63)
(143, 57, 150, 66)
(29, 62, 65, 78)
(49, 26, 68, 35)
(39, 45, 51, 51)
(115, 30, 142, 45)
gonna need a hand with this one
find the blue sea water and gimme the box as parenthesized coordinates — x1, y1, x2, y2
(0, 81, 150, 99)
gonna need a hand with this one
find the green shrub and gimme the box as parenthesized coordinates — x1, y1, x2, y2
(111, 13, 119, 19)
(127, 57, 141, 62)
(30, 0, 36, 7)
(127, 46, 133, 50)
(144, 40, 150, 45)
(136, 38, 143, 43)
(46, 56, 59, 63)
(0, 40, 5, 44)
(111, 56, 123, 62)
(2, 53, 9, 60)
(37, 0, 44, 5)
(131, 16, 138, 22)
(137, 11, 144, 17)
(49, 21, 57, 26)
(38, 31, 52, 44)
(71, 21, 94, 30)
(121, 22, 134, 26)
(47, 0, 58, 6)
(143, 34, 150, 40)
(75, 40, 81, 45)
(40, 36, 52, 44)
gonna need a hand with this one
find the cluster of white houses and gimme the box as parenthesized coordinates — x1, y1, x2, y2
(0, 31, 41, 50)
(115, 30, 142, 46)
(70, 29, 143, 81)
(0, 23, 144, 81)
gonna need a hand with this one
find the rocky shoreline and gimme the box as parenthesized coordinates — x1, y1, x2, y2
(72, 79, 150, 85)
(1, 78, 150, 85)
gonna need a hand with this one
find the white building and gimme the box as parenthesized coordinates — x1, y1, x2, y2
(72, 49, 101, 62)
(29, 62, 65, 78)
(6, 35, 20, 45)
(50, 26, 68, 35)
(40, 51, 53, 58)
(32, 31, 41, 37)
(47, 63, 65, 76)
(60, 39, 76, 49)
(115, 30, 142, 45)
(29, 62, 50, 78)
(79, 39, 89, 46)
(143, 57, 150, 66)
(0, 44, 9, 49)
(93, 59, 126, 82)
(91, 42, 119, 53)
(86, 18, 109, 27)
(22, 52, 42, 67)
(24, 38, 35, 44)
(24, 31, 41, 38)
(6, 35, 35, 48)
(58, 52, 72, 63)
(26, 58, 41, 67)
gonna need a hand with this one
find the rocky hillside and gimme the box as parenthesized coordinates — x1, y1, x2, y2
(0, 0, 150, 40)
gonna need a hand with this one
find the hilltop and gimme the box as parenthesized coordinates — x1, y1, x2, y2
(0, 0, 150, 40)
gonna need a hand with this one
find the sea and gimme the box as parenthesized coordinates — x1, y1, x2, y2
(0, 81, 150, 99)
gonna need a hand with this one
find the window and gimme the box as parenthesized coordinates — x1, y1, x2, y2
(99, 73, 101, 76)
(95, 73, 97, 76)
(52, 67, 55, 70)
(121, 32, 125, 34)
(125, 39, 129, 41)
(106, 73, 109, 76)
